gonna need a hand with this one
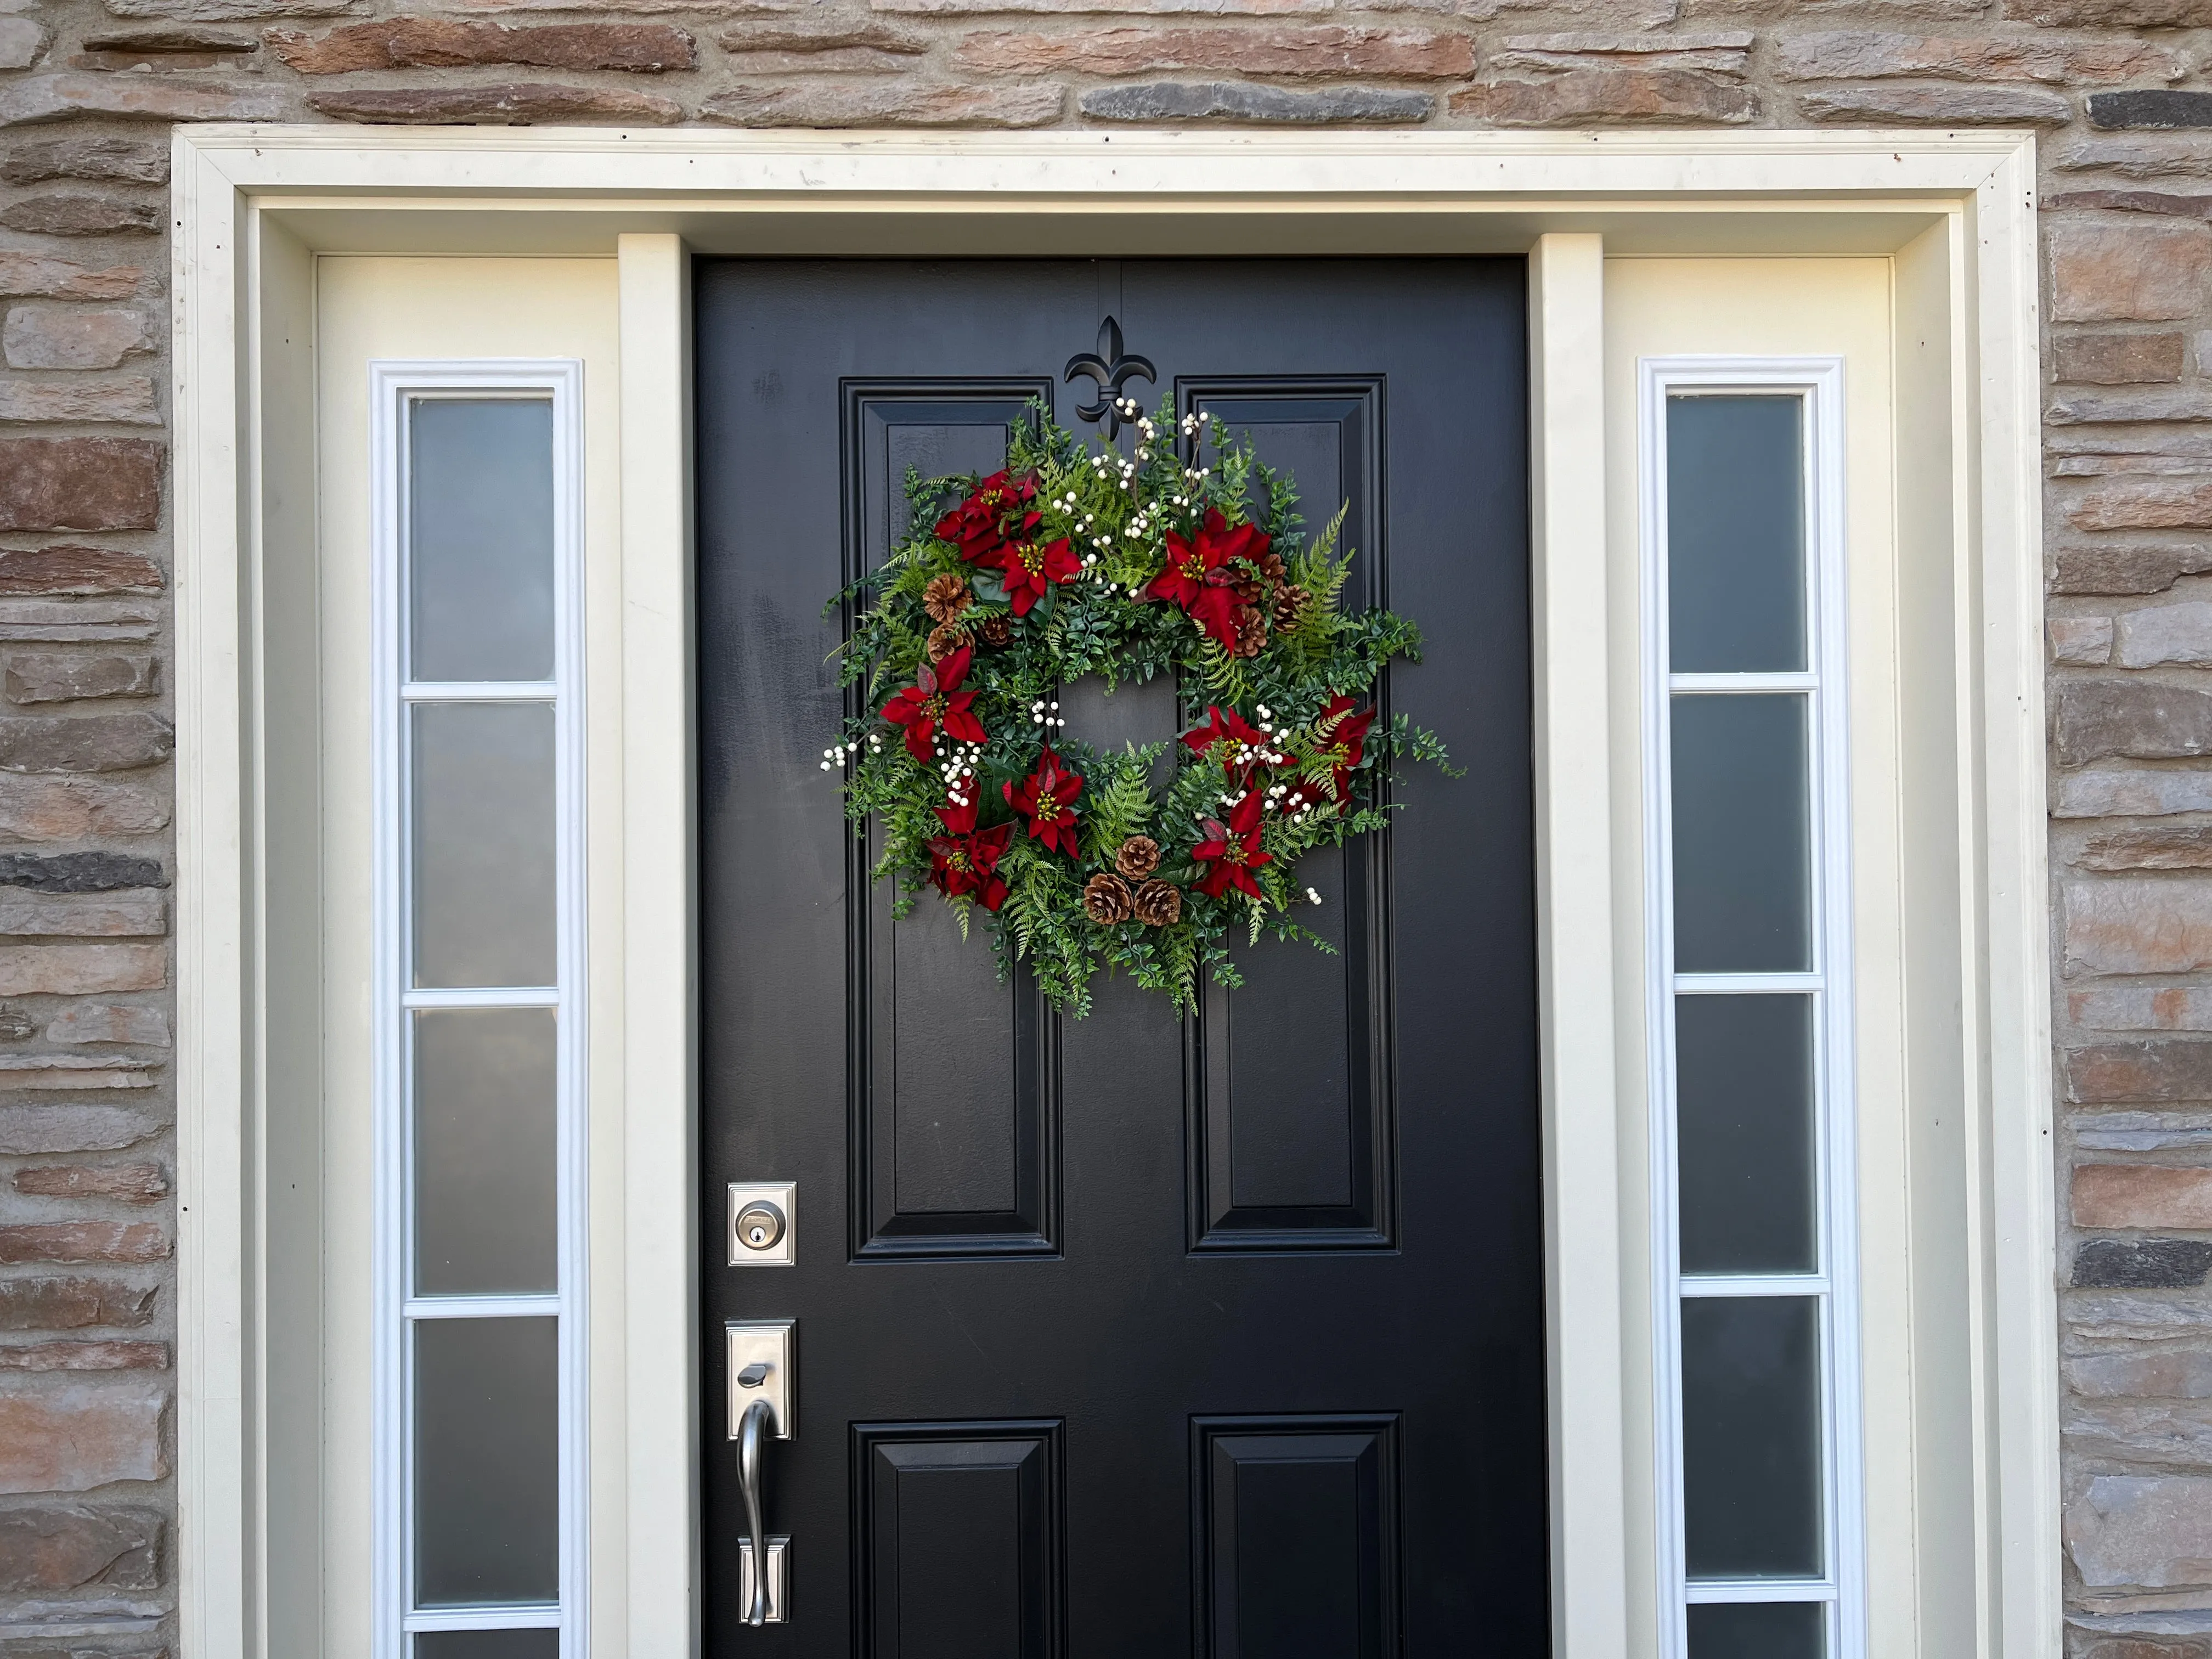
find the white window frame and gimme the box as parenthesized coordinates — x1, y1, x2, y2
(368, 360, 591, 1659)
(1639, 359, 1864, 1657)
(171, 131, 2054, 1659)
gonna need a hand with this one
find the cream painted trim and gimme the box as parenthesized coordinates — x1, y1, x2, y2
(171, 126, 2053, 1659)
(1528, 231, 1630, 1658)
(614, 232, 698, 1658)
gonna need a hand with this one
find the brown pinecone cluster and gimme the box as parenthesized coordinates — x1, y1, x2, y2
(1084, 838, 1181, 928)
(1227, 549, 1304, 659)
(923, 573, 973, 622)
(1114, 836, 1159, 881)
(923, 574, 974, 662)
(979, 614, 1013, 647)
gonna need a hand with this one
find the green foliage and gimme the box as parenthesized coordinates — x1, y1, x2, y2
(821, 393, 1455, 1016)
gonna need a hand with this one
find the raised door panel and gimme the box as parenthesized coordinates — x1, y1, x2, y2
(854, 1420, 1064, 1659)
(1176, 384, 1395, 1251)
(844, 386, 1063, 1260)
(1194, 1414, 1399, 1659)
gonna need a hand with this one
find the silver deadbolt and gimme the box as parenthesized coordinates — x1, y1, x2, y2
(727, 1182, 797, 1267)
(736, 1200, 786, 1252)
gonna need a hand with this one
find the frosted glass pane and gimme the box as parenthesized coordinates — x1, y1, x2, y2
(1667, 394, 1806, 674)
(409, 398, 555, 683)
(415, 1009, 557, 1296)
(416, 1633, 558, 1659)
(413, 703, 556, 989)
(415, 1317, 559, 1607)
(1688, 1602, 1824, 1659)
(1683, 1296, 1823, 1579)
(1676, 995, 1817, 1276)
(1671, 695, 1811, 973)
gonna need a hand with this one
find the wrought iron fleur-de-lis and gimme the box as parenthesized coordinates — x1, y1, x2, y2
(1064, 316, 1155, 438)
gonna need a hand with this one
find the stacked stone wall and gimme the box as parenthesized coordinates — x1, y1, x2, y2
(4, 1, 2211, 1651)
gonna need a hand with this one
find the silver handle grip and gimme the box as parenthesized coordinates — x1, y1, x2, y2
(737, 1397, 774, 1627)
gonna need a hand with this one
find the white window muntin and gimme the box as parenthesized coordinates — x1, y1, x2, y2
(369, 360, 590, 1659)
(1639, 357, 1864, 1659)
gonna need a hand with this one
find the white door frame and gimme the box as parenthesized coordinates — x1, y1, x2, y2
(170, 126, 2050, 1659)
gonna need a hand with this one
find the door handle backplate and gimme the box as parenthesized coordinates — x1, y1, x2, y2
(726, 1319, 795, 1440)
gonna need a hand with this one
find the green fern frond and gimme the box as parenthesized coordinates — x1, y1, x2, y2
(1194, 636, 1249, 706)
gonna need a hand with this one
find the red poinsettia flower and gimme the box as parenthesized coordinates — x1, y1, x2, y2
(881, 644, 987, 763)
(1192, 789, 1273, 901)
(1181, 704, 1272, 776)
(927, 793, 1014, 911)
(995, 534, 1082, 617)
(935, 470, 1041, 569)
(1146, 507, 1267, 651)
(1308, 695, 1376, 802)
(1002, 747, 1084, 857)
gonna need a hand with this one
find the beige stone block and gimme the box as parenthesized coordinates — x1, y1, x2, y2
(1777, 30, 2178, 83)
(2073, 987, 2212, 1029)
(704, 80, 1066, 125)
(0, 945, 163, 995)
(2074, 481, 2212, 533)
(0, 776, 168, 840)
(0, 1222, 168, 1264)
(2068, 1472, 2212, 1589)
(0, 71, 287, 125)
(0, 1103, 158, 1155)
(0, 379, 160, 427)
(2119, 602, 2212, 667)
(1452, 68, 1757, 124)
(305, 80, 682, 122)
(0, 1276, 156, 1330)
(14, 1161, 167, 1200)
(2067, 881, 2212, 975)
(953, 24, 1475, 77)
(5, 654, 157, 705)
(2052, 219, 2212, 323)
(2053, 615, 2115, 664)
(2080, 827, 2212, 873)
(0, 889, 165, 938)
(0, 1381, 166, 1493)
(1, 309, 150, 372)
(2075, 1163, 2212, 1228)
(0, 255, 140, 303)
(0, 1341, 166, 1370)
(45, 1004, 167, 1047)
(2067, 1040, 2212, 1105)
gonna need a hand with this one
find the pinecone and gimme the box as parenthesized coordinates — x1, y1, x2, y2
(979, 614, 1013, 648)
(923, 573, 974, 623)
(1114, 836, 1160, 881)
(1231, 572, 1265, 606)
(1232, 604, 1269, 659)
(1132, 879, 1181, 928)
(926, 622, 967, 663)
(1082, 873, 1134, 926)
(1272, 584, 1310, 631)
(1256, 550, 1288, 589)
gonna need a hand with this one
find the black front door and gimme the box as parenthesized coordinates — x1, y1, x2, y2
(696, 259, 1541, 1657)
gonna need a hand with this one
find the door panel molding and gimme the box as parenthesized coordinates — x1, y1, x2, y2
(1174, 378, 1399, 1256)
(840, 381, 1066, 1262)
(852, 1419, 1066, 1659)
(1193, 1414, 1401, 1659)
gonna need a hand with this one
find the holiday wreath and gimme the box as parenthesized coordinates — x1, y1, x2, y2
(824, 396, 1455, 1017)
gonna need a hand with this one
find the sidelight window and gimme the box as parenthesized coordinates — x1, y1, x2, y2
(371, 366, 588, 1659)
(1642, 364, 1863, 1659)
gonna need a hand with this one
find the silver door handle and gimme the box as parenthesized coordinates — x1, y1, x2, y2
(737, 1397, 775, 1627)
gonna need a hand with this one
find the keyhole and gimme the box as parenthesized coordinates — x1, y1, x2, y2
(735, 1199, 786, 1252)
